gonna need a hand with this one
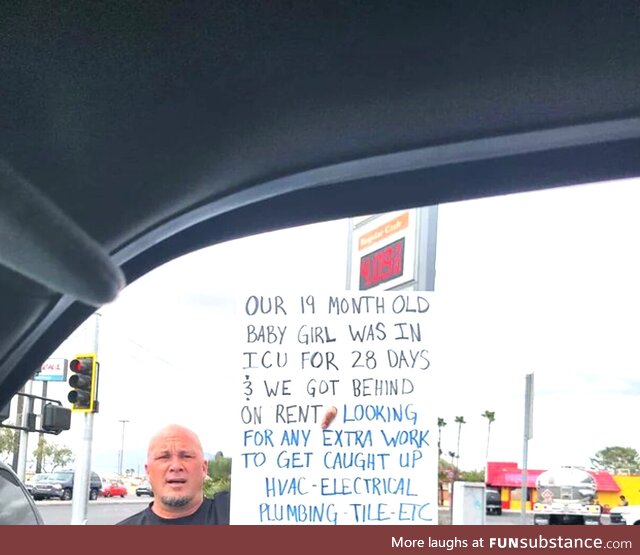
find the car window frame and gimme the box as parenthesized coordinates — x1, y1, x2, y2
(0, 464, 44, 525)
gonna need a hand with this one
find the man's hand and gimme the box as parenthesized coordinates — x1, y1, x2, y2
(320, 406, 337, 429)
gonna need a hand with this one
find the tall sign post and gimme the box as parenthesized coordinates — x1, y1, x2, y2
(521, 372, 534, 524)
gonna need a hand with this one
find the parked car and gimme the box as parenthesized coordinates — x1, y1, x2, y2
(24, 473, 50, 496)
(609, 505, 640, 526)
(101, 479, 127, 498)
(31, 470, 102, 501)
(486, 488, 502, 515)
(0, 462, 44, 524)
(135, 481, 154, 497)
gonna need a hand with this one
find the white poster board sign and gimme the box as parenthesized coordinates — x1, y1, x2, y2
(230, 292, 437, 525)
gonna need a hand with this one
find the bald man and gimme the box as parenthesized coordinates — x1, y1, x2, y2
(117, 424, 230, 525)
(118, 408, 337, 525)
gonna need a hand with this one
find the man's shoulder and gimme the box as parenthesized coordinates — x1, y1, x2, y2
(205, 491, 230, 524)
(211, 490, 230, 504)
(116, 495, 230, 525)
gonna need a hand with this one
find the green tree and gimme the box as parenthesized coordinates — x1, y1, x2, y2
(590, 446, 640, 474)
(454, 415, 466, 469)
(204, 454, 231, 497)
(481, 410, 496, 461)
(0, 427, 16, 463)
(32, 438, 74, 472)
(438, 457, 457, 505)
(459, 469, 485, 482)
(439, 458, 453, 478)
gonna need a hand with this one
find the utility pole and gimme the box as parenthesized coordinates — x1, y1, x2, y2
(35, 381, 48, 473)
(118, 419, 130, 476)
(16, 380, 34, 481)
(11, 386, 25, 472)
(70, 313, 100, 525)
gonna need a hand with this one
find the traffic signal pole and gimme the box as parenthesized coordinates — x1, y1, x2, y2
(70, 412, 95, 524)
(70, 313, 100, 525)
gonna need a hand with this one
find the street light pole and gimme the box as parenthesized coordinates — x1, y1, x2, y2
(118, 419, 130, 476)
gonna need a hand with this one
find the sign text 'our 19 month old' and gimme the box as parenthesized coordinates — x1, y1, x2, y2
(231, 292, 438, 525)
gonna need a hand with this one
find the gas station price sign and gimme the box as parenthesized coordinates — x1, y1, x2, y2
(350, 210, 417, 291)
(359, 237, 405, 290)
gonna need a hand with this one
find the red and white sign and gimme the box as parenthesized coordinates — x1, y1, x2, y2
(349, 209, 417, 291)
(34, 358, 68, 382)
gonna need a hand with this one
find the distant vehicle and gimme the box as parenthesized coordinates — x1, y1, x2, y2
(532, 467, 601, 525)
(101, 479, 127, 498)
(0, 461, 44, 524)
(135, 481, 153, 497)
(31, 470, 102, 501)
(25, 473, 50, 496)
(609, 505, 640, 526)
(486, 487, 502, 515)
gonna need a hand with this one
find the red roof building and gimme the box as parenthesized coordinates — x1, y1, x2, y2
(486, 462, 619, 511)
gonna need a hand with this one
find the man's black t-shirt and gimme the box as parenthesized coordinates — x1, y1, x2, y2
(117, 492, 230, 525)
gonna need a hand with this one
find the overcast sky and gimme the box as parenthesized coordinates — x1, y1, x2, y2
(39, 178, 640, 477)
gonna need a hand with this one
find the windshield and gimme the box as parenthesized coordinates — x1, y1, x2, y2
(47, 472, 72, 481)
(23, 179, 640, 524)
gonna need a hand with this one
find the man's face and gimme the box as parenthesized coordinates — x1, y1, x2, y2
(145, 428, 208, 511)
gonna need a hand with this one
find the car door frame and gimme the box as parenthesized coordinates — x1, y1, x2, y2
(0, 462, 45, 524)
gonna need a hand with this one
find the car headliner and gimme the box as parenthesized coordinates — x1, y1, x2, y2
(1, 2, 640, 406)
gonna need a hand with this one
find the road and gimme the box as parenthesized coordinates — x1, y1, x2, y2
(438, 508, 533, 525)
(439, 509, 612, 526)
(37, 498, 149, 525)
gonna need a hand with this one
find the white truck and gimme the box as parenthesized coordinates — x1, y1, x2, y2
(532, 467, 601, 525)
(609, 505, 640, 525)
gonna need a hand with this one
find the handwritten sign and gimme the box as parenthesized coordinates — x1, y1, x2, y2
(230, 292, 437, 525)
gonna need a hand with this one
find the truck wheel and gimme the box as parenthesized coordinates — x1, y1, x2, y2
(89, 489, 98, 500)
(62, 488, 72, 501)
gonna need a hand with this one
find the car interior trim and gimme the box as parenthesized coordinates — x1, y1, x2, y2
(0, 160, 126, 306)
(112, 117, 640, 268)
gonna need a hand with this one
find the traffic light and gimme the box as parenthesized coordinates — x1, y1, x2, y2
(68, 353, 98, 412)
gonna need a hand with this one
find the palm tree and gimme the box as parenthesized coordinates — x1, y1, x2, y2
(481, 410, 496, 461)
(437, 417, 447, 457)
(448, 450, 456, 474)
(454, 415, 466, 470)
